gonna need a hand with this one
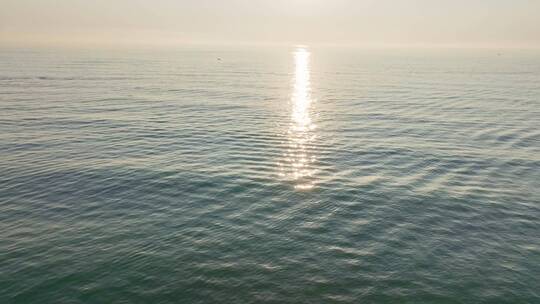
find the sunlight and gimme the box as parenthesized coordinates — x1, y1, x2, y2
(279, 46, 317, 190)
(291, 48, 312, 131)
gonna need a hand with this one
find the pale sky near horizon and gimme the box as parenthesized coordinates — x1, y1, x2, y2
(1, 0, 539, 48)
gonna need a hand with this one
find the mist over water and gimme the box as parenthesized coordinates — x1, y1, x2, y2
(1, 47, 539, 303)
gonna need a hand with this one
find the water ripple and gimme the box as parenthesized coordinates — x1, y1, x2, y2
(1, 47, 539, 303)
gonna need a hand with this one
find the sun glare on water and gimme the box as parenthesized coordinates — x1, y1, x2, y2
(279, 47, 318, 190)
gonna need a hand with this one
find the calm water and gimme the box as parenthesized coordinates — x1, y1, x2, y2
(1, 47, 539, 303)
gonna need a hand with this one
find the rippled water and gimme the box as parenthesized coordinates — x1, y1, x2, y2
(1, 47, 540, 303)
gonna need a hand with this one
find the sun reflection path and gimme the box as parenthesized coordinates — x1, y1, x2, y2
(279, 47, 317, 190)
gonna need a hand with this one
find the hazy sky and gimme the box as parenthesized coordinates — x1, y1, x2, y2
(1, 0, 539, 47)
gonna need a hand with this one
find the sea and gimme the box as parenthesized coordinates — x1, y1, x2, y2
(1, 46, 539, 303)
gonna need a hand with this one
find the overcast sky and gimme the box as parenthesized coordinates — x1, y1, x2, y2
(1, 0, 539, 47)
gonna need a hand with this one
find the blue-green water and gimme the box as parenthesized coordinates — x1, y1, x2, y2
(1, 47, 539, 303)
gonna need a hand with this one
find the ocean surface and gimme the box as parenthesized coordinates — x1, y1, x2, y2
(1, 46, 539, 303)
